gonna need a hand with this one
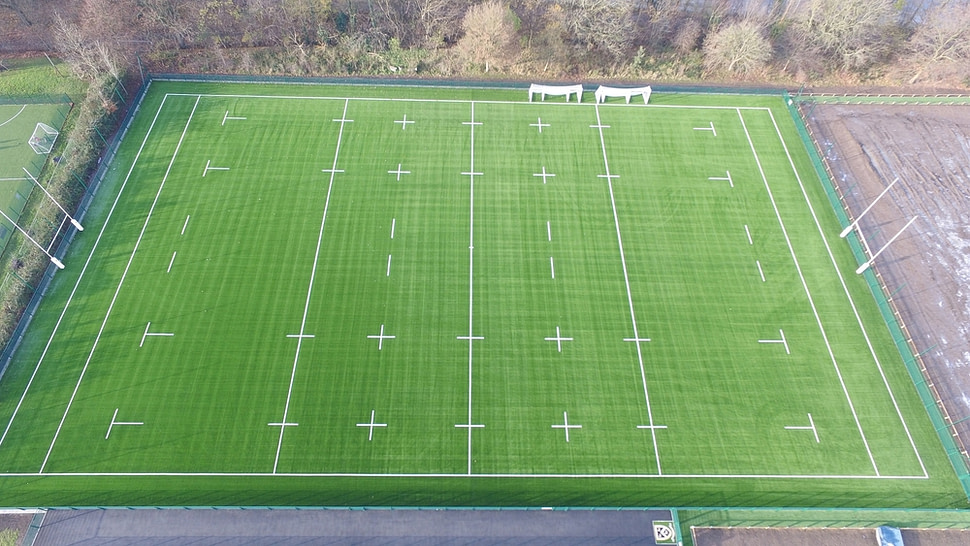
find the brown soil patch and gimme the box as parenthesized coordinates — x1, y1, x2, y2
(0, 512, 34, 545)
(804, 103, 970, 454)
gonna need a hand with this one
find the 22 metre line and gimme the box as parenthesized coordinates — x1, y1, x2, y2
(593, 104, 663, 475)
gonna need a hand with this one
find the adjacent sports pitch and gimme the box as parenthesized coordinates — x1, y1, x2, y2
(0, 80, 964, 508)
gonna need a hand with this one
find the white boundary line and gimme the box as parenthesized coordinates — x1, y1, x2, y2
(756, 260, 765, 282)
(163, 92, 770, 111)
(765, 109, 928, 477)
(0, 94, 174, 452)
(0, 471, 926, 479)
(744, 224, 753, 245)
(270, 98, 350, 474)
(738, 108, 879, 475)
(0, 104, 27, 128)
(37, 95, 202, 473)
(167, 251, 177, 273)
(180, 214, 190, 235)
(593, 103, 662, 475)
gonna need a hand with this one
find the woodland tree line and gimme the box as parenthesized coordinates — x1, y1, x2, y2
(2, 0, 970, 88)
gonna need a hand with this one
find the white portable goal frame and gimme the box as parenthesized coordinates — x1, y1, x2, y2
(29, 122, 59, 155)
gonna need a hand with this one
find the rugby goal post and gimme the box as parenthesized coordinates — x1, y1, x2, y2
(29, 122, 59, 155)
(528, 84, 584, 103)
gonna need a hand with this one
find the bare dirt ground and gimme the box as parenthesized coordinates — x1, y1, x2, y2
(0, 512, 33, 545)
(804, 103, 970, 454)
(693, 526, 970, 545)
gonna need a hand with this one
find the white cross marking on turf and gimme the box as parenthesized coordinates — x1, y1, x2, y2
(590, 123, 610, 129)
(637, 424, 668, 431)
(758, 328, 790, 354)
(140, 322, 174, 347)
(533, 166, 556, 184)
(708, 170, 733, 188)
(357, 409, 387, 441)
(597, 174, 619, 180)
(367, 324, 395, 350)
(693, 122, 717, 136)
(332, 117, 354, 123)
(624, 337, 651, 344)
(530, 118, 550, 133)
(286, 334, 315, 339)
(321, 168, 345, 174)
(268, 421, 299, 429)
(388, 164, 411, 181)
(551, 411, 582, 442)
(785, 413, 820, 443)
(544, 326, 573, 353)
(105, 408, 144, 440)
(394, 114, 414, 130)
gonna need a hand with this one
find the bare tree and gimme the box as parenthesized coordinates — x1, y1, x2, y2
(138, 0, 198, 49)
(373, 0, 470, 48)
(909, 3, 970, 65)
(558, 0, 636, 60)
(453, 0, 520, 72)
(703, 19, 771, 74)
(795, 0, 898, 70)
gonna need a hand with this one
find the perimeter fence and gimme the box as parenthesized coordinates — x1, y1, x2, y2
(782, 90, 970, 501)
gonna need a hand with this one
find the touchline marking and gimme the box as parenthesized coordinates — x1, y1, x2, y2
(544, 326, 573, 352)
(785, 413, 820, 443)
(394, 114, 414, 129)
(594, 103, 661, 474)
(357, 410, 387, 441)
(551, 411, 582, 442)
(390, 218, 396, 239)
(167, 251, 177, 273)
(708, 170, 733, 188)
(550, 256, 556, 279)
(530, 118, 550, 133)
(271, 99, 351, 474)
(534, 166, 556, 184)
(221, 111, 246, 125)
(547, 221, 552, 242)
(3, 470, 928, 479)
(104, 408, 143, 440)
(744, 224, 752, 245)
(388, 163, 410, 181)
(694, 121, 717, 136)
(181, 215, 191, 235)
(386, 254, 392, 277)
(740, 108, 880, 475)
(758, 329, 789, 355)
(756, 260, 765, 282)
(202, 159, 230, 177)
(140, 322, 174, 347)
(367, 324, 395, 350)
(765, 108, 926, 476)
(36, 95, 201, 474)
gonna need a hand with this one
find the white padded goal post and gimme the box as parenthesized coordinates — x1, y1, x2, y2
(29, 122, 59, 155)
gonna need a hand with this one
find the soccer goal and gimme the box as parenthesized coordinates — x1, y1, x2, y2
(29, 122, 59, 155)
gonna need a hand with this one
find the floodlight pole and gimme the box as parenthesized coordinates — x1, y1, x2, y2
(856, 216, 917, 275)
(23, 168, 83, 232)
(840, 177, 899, 238)
(0, 208, 64, 269)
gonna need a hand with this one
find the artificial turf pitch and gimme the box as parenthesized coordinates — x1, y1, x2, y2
(0, 81, 964, 508)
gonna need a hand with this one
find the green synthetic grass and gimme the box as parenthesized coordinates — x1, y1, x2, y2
(0, 81, 964, 508)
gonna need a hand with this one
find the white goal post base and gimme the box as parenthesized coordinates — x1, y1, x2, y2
(29, 122, 59, 155)
(529, 84, 584, 103)
(595, 85, 652, 104)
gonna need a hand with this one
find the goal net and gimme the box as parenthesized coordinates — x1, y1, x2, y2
(29, 122, 59, 155)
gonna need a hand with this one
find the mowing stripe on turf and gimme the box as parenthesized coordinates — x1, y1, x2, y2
(38, 95, 202, 474)
(593, 103, 662, 475)
(766, 108, 929, 477)
(271, 98, 351, 474)
(738, 107, 879, 475)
